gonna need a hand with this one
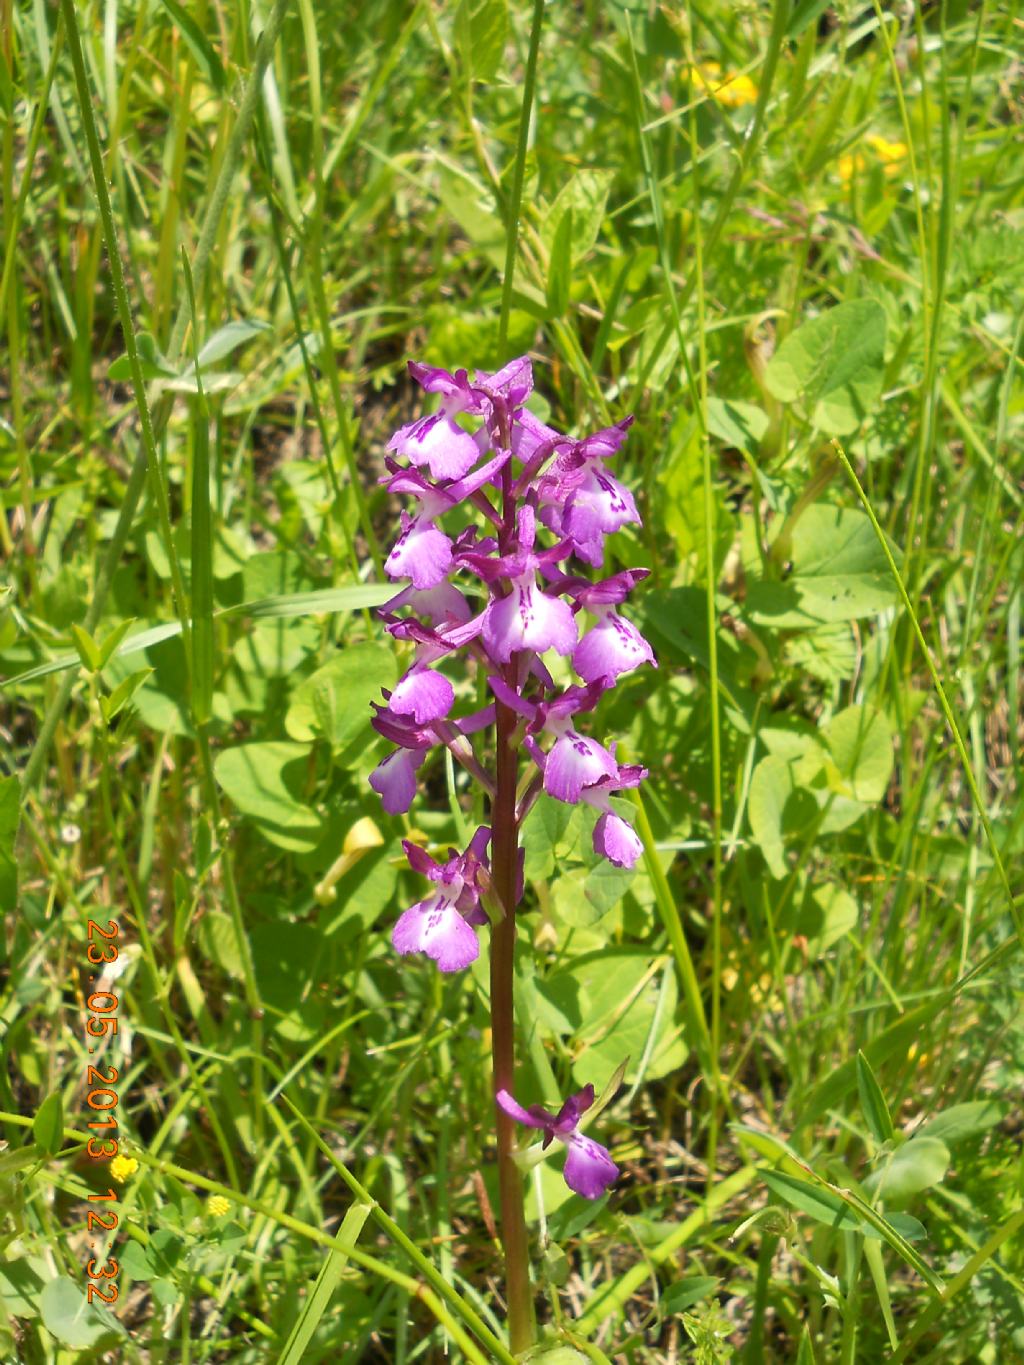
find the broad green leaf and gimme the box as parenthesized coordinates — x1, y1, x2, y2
(747, 754, 819, 878)
(546, 205, 573, 318)
(536, 951, 684, 1091)
(764, 298, 887, 433)
(196, 910, 246, 980)
(542, 169, 613, 262)
(522, 796, 577, 880)
(746, 505, 899, 626)
(32, 1093, 63, 1157)
(661, 1276, 721, 1316)
(107, 332, 175, 382)
(0, 1258, 47, 1317)
(865, 1137, 950, 1202)
(822, 705, 893, 803)
(195, 319, 272, 368)
(251, 923, 326, 1042)
(917, 1101, 1006, 1145)
(454, 0, 509, 83)
(213, 742, 322, 852)
(785, 621, 856, 683)
(39, 1277, 123, 1350)
(856, 1050, 895, 1143)
(285, 644, 396, 749)
(0, 775, 19, 913)
(706, 396, 769, 451)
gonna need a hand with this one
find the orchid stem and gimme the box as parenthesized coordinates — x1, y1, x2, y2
(491, 692, 535, 1352)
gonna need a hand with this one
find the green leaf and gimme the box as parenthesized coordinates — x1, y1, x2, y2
(764, 298, 887, 434)
(100, 667, 154, 724)
(97, 618, 138, 668)
(546, 205, 573, 318)
(542, 169, 613, 263)
(69, 624, 102, 672)
(154, 0, 227, 91)
(536, 951, 685, 1091)
(454, 0, 509, 83)
(746, 505, 900, 626)
(196, 910, 246, 980)
(277, 1202, 373, 1365)
(0, 775, 19, 913)
(32, 1093, 63, 1157)
(661, 1276, 721, 1316)
(822, 705, 893, 803)
(195, 319, 272, 368)
(3, 584, 393, 690)
(865, 1137, 950, 1202)
(856, 1050, 895, 1143)
(761, 1169, 862, 1232)
(39, 1277, 123, 1349)
(213, 742, 322, 852)
(917, 1101, 1006, 1145)
(285, 644, 396, 750)
(706, 396, 769, 452)
(107, 332, 176, 382)
(747, 754, 819, 878)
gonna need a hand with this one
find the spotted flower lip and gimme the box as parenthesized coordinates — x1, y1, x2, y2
(391, 828, 491, 972)
(496, 1083, 619, 1199)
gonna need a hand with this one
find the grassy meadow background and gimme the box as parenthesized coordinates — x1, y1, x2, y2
(2, 0, 1023, 1359)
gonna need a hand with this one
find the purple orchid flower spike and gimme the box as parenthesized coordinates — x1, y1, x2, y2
(496, 1083, 619, 1199)
(392, 828, 492, 972)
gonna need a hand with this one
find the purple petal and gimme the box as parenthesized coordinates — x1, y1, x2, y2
(369, 749, 422, 814)
(483, 579, 578, 662)
(552, 1083, 595, 1135)
(390, 666, 455, 724)
(392, 896, 480, 972)
(544, 731, 617, 804)
(564, 466, 640, 541)
(487, 675, 538, 722)
(510, 408, 566, 465)
(575, 569, 650, 608)
(496, 1088, 556, 1132)
(477, 355, 534, 406)
(574, 612, 656, 684)
(402, 840, 441, 879)
(576, 416, 634, 461)
(386, 517, 454, 590)
(389, 413, 481, 481)
(382, 581, 472, 626)
(593, 811, 643, 868)
(562, 1132, 619, 1199)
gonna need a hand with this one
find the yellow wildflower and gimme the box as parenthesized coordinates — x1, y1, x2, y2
(837, 152, 866, 185)
(866, 133, 908, 166)
(110, 1154, 138, 1183)
(206, 1194, 231, 1218)
(691, 61, 759, 110)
